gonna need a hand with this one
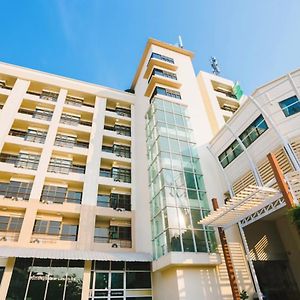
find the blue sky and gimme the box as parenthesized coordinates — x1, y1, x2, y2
(0, 0, 299, 94)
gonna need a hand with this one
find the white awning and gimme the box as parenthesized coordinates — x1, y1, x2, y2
(199, 185, 281, 228)
(0, 247, 152, 262)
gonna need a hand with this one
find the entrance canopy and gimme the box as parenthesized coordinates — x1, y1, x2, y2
(199, 185, 281, 228)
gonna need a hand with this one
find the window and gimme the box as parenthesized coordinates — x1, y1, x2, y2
(33, 220, 78, 241)
(115, 125, 131, 137)
(113, 144, 131, 158)
(60, 113, 80, 126)
(151, 87, 181, 101)
(218, 115, 268, 168)
(33, 220, 61, 235)
(33, 109, 53, 121)
(0, 181, 32, 200)
(41, 186, 82, 204)
(25, 129, 47, 143)
(94, 227, 109, 243)
(97, 194, 110, 207)
(110, 226, 131, 241)
(99, 168, 111, 177)
(40, 91, 58, 102)
(54, 134, 76, 148)
(279, 95, 300, 117)
(0, 216, 23, 232)
(115, 107, 131, 117)
(218, 140, 243, 168)
(239, 114, 268, 148)
(110, 193, 131, 211)
(149, 68, 177, 83)
(60, 224, 78, 241)
(48, 158, 72, 174)
(112, 168, 131, 183)
(150, 52, 174, 64)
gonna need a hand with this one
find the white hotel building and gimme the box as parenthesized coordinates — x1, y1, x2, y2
(0, 38, 298, 300)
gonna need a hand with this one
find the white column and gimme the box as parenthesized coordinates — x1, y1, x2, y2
(29, 88, 68, 200)
(18, 88, 67, 244)
(0, 79, 30, 152)
(77, 97, 106, 250)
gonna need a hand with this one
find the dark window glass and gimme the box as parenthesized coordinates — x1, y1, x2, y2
(7, 258, 33, 299)
(60, 224, 78, 241)
(27, 279, 47, 300)
(111, 273, 124, 289)
(279, 95, 300, 117)
(8, 217, 24, 232)
(97, 194, 110, 207)
(95, 272, 109, 289)
(126, 262, 151, 271)
(181, 230, 195, 252)
(126, 272, 151, 289)
(111, 261, 125, 270)
(0, 216, 9, 231)
(239, 115, 268, 148)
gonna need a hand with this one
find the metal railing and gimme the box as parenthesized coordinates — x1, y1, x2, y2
(94, 236, 132, 248)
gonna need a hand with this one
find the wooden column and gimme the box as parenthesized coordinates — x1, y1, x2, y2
(212, 198, 240, 300)
(267, 153, 295, 208)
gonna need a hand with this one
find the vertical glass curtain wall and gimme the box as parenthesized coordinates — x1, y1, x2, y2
(146, 98, 216, 259)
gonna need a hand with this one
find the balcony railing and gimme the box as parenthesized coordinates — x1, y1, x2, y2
(65, 96, 94, 108)
(106, 107, 131, 118)
(0, 181, 32, 200)
(97, 193, 131, 211)
(41, 195, 82, 205)
(0, 153, 40, 170)
(18, 108, 53, 121)
(215, 88, 237, 100)
(9, 129, 47, 144)
(54, 136, 89, 149)
(0, 231, 20, 242)
(149, 52, 174, 64)
(99, 168, 131, 183)
(60, 114, 92, 127)
(31, 233, 78, 243)
(104, 125, 131, 137)
(102, 145, 131, 158)
(148, 68, 177, 83)
(94, 236, 132, 248)
(150, 87, 181, 102)
(48, 163, 86, 174)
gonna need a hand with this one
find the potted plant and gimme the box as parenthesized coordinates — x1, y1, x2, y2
(240, 290, 249, 300)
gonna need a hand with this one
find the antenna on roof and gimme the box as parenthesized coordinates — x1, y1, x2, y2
(174, 36, 184, 48)
(178, 35, 183, 48)
(210, 56, 220, 75)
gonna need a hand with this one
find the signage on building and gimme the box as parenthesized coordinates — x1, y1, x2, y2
(233, 82, 243, 100)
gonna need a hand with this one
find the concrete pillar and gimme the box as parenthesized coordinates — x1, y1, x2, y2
(0, 257, 15, 299)
(81, 260, 92, 300)
(18, 88, 67, 244)
(77, 97, 106, 250)
(0, 79, 30, 152)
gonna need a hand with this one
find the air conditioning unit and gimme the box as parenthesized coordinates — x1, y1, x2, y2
(32, 238, 40, 243)
(112, 243, 118, 248)
(116, 208, 125, 212)
(0, 236, 7, 241)
(17, 197, 24, 201)
(46, 200, 53, 204)
(11, 197, 18, 201)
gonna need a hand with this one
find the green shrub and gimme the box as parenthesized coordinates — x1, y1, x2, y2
(288, 205, 300, 230)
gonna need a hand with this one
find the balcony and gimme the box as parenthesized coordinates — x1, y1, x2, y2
(0, 153, 40, 170)
(99, 167, 131, 183)
(102, 144, 131, 158)
(48, 158, 86, 175)
(31, 218, 79, 245)
(0, 180, 33, 201)
(150, 86, 181, 103)
(54, 134, 89, 149)
(40, 185, 82, 205)
(60, 113, 92, 127)
(65, 95, 94, 108)
(97, 193, 131, 211)
(144, 53, 177, 80)
(94, 223, 131, 248)
(18, 108, 53, 122)
(9, 129, 47, 144)
(104, 125, 131, 137)
(106, 107, 131, 118)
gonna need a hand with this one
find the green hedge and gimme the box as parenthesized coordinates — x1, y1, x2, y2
(288, 205, 300, 230)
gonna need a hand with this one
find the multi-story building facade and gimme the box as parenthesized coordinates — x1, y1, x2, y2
(0, 37, 299, 300)
(208, 68, 300, 299)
